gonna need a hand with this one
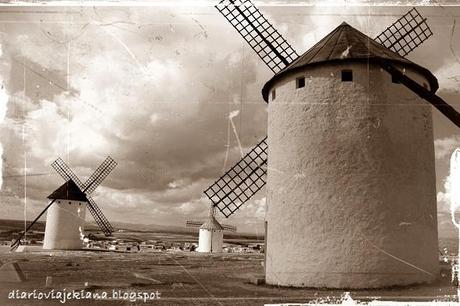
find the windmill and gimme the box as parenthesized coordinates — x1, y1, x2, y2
(206, 1, 460, 288)
(186, 203, 236, 253)
(11, 156, 117, 251)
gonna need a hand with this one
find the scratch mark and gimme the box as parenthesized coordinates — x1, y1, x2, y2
(450, 19, 460, 64)
(192, 18, 208, 39)
(132, 272, 162, 284)
(228, 110, 244, 158)
(13, 59, 103, 114)
(102, 27, 144, 73)
(359, 230, 434, 277)
(222, 108, 231, 173)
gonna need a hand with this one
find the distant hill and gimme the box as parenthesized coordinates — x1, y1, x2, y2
(0, 219, 264, 240)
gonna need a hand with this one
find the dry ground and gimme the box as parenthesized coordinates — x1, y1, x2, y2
(0, 249, 457, 305)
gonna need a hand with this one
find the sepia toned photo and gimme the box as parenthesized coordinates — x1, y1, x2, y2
(0, 1, 460, 305)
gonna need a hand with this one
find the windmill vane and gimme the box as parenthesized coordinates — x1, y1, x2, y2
(204, 137, 267, 218)
(374, 7, 433, 57)
(185, 201, 238, 252)
(216, 0, 298, 73)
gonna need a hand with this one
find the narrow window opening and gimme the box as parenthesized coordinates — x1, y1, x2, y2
(392, 74, 400, 84)
(271, 89, 276, 100)
(68, 202, 71, 205)
(57, 201, 61, 204)
(296, 77, 305, 89)
(341, 70, 353, 82)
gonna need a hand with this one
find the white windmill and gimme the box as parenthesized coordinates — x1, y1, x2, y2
(205, 1, 460, 288)
(186, 204, 236, 253)
(11, 156, 117, 251)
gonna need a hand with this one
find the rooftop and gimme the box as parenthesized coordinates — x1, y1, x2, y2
(47, 180, 88, 202)
(200, 215, 224, 231)
(262, 22, 438, 101)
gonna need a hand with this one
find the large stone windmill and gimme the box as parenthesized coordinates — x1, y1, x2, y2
(205, 1, 460, 288)
(11, 156, 117, 251)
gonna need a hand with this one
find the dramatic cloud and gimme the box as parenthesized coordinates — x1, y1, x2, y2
(1, 5, 460, 235)
(0, 6, 269, 232)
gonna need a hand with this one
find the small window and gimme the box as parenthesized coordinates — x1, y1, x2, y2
(341, 70, 353, 82)
(296, 77, 305, 89)
(392, 75, 400, 84)
(271, 89, 276, 100)
(58, 201, 61, 204)
(68, 202, 71, 205)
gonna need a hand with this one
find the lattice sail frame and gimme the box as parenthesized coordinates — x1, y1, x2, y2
(204, 137, 267, 218)
(51, 157, 116, 236)
(374, 7, 433, 57)
(216, 0, 298, 74)
(84, 156, 117, 194)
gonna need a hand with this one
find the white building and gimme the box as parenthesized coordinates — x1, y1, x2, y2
(197, 215, 224, 253)
(262, 23, 439, 288)
(43, 180, 88, 250)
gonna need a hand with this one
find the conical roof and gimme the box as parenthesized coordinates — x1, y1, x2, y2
(262, 22, 438, 101)
(47, 180, 88, 202)
(200, 214, 223, 231)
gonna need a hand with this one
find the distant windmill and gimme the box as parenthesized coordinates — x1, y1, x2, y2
(186, 203, 236, 253)
(11, 156, 117, 251)
(206, 1, 460, 288)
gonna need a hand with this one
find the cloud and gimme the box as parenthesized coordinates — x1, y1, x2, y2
(434, 135, 460, 160)
(2, 5, 458, 234)
(436, 148, 460, 237)
(434, 62, 460, 92)
(0, 7, 267, 228)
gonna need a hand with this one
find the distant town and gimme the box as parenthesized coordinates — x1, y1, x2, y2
(1, 226, 264, 254)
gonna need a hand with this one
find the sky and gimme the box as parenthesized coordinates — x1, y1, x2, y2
(0, 2, 459, 236)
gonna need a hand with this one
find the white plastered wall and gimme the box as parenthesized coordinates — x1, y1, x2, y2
(198, 229, 223, 253)
(43, 199, 87, 250)
(265, 62, 438, 288)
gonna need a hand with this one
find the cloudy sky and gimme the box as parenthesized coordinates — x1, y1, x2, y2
(0, 2, 459, 236)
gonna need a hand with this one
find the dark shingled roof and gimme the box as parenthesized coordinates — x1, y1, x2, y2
(262, 22, 438, 101)
(48, 180, 88, 202)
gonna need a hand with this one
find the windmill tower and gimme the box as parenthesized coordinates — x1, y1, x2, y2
(11, 156, 117, 251)
(186, 204, 236, 253)
(43, 180, 88, 249)
(206, 1, 460, 288)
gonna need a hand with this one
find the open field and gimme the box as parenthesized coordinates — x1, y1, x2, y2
(1, 219, 459, 305)
(0, 249, 458, 306)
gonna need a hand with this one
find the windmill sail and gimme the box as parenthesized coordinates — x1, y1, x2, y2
(51, 158, 85, 189)
(83, 156, 117, 194)
(374, 7, 433, 57)
(87, 196, 114, 235)
(216, 0, 298, 73)
(51, 157, 115, 236)
(204, 137, 267, 218)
